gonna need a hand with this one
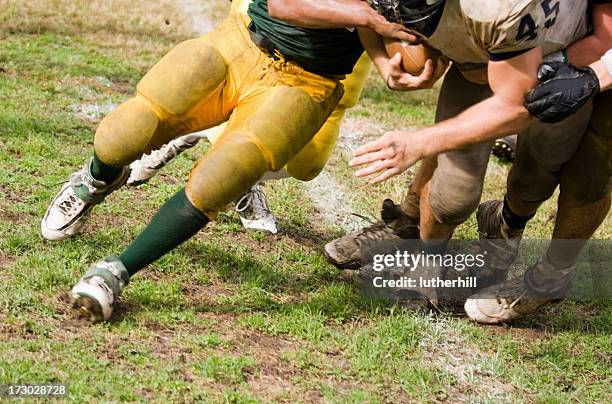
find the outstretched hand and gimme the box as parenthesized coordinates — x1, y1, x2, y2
(349, 130, 426, 184)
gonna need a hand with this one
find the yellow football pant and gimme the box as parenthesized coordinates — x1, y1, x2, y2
(94, 13, 343, 218)
(205, 52, 372, 181)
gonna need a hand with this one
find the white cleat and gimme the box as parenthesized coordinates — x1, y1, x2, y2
(127, 133, 206, 186)
(235, 184, 278, 234)
(41, 159, 128, 241)
(70, 256, 130, 322)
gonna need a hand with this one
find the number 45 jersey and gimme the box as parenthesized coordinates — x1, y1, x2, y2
(422, 0, 592, 65)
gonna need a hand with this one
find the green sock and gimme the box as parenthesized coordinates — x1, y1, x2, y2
(119, 188, 209, 276)
(91, 151, 122, 182)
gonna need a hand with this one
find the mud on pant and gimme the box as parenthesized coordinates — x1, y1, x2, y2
(204, 52, 371, 182)
(427, 65, 595, 225)
(93, 13, 343, 219)
(555, 91, 612, 205)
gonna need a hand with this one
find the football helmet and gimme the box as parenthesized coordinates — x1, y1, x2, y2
(369, 0, 445, 37)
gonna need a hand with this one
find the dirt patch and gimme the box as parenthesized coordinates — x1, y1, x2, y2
(483, 323, 550, 341)
(0, 184, 35, 225)
(75, 102, 118, 122)
(49, 293, 324, 401)
(0, 254, 16, 266)
(0, 255, 16, 284)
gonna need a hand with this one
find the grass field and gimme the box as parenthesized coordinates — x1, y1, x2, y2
(0, 1, 610, 402)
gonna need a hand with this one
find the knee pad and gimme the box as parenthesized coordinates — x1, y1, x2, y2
(137, 39, 227, 117)
(94, 95, 161, 166)
(429, 168, 484, 225)
(185, 131, 274, 218)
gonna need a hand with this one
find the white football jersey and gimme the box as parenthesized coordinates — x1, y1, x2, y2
(423, 0, 589, 66)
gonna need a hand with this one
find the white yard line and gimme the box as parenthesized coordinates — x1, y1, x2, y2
(302, 171, 361, 232)
(299, 117, 387, 232)
(423, 318, 516, 400)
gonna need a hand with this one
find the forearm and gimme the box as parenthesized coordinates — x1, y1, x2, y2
(268, 0, 379, 29)
(567, 36, 609, 66)
(567, 4, 612, 66)
(358, 28, 389, 76)
(419, 97, 533, 156)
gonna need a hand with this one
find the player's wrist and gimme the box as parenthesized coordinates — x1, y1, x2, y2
(543, 49, 568, 64)
(365, 12, 386, 31)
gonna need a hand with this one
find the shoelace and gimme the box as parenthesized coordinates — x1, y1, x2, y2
(489, 280, 530, 317)
(236, 187, 272, 220)
(87, 276, 115, 304)
(349, 213, 393, 243)
(57, 191, 85, 216)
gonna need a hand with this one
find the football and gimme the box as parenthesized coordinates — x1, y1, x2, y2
(383, 37, 439, 75)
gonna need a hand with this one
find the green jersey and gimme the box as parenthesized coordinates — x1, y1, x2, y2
(247, 0, 363, 76)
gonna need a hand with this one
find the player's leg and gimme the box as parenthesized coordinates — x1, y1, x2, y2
(41, 37, 231, 241)
(70, 80, 342, 322)
(465, 101, 595, 324)
(325, 66, 492, 269)
(126, 0, 258, 186)
(127, 53, 371, 234)
(546, 91, 611, 268)
(288, 52, 370, 181)
(419, 66, 494, 247)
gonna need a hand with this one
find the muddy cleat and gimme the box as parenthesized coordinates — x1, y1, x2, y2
(324, 199, 419, 270)
(127, 133, 206, 186)
(70, 256, 130, 322)
(235, 183, 278, 234)
(41, 159, 129, 241)
(476, 200, 524, 288)
(464, 258, 574, 324)
(491, 135, 517, 162)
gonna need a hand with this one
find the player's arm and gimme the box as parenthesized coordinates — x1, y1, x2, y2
(267, 0, 415, 41)
(350, 48, 540, 183)
(357, 28, 446, 91)
(567, 3, 612, 66)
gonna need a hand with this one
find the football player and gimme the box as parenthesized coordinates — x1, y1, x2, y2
(127, 52, 373, 235)
(465, 45, 612, 321)
(281, 0, 610, 321)
(127, 0, 441, 234)
(41, 0, 413, 322)
(334, 0, 610, 323)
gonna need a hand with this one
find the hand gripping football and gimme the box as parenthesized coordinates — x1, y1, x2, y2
(383, 37, 439, 75)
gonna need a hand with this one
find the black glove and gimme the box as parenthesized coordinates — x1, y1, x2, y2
(524, 61, 600, 124)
